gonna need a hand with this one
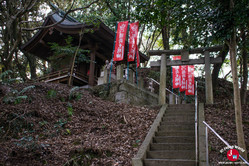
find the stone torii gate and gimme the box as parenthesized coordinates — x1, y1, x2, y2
(148, 45, 224, 105)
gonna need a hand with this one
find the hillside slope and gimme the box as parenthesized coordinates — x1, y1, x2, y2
(0, 83, 159, 166)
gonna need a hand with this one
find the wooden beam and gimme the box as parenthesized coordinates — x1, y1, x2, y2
(149, 45, 223, 56)
(96, 52, 108, 61)
(150, 57, 222, 67)
(44, 75, 68, 83)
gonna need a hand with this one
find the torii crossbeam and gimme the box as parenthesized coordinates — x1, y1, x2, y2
(149, 45, 224, 105)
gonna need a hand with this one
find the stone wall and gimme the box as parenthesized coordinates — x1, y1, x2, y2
(92, 80, 158, 106)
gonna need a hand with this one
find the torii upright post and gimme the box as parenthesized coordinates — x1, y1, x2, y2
(159, 54, 167, 105)
(204, 51, 213, 104)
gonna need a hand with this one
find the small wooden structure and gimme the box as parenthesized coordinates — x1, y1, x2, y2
(149, 45, 224, 104)
(21, 12, 148, 86)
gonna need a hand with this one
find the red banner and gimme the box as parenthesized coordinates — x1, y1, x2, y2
(180, 65, 188, 92)
(172, 56, 181, 88)
(128, 22, 139, 62)
(186, 65, 195, 95)
(113, 21, 129, 61)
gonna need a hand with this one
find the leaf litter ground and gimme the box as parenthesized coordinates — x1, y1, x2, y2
(0, 82, 159, 166)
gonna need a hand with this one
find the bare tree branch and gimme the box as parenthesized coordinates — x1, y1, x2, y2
(22, 0, 99, 31)
(151, 31, 161, 49)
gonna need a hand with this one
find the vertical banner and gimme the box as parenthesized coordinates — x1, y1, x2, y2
(113, 21, 129, 61)
(186, 65, 195, 95)
(172, 56, 181, 88)
(128, 22, 139, 62)
(180, 65, 188, 92)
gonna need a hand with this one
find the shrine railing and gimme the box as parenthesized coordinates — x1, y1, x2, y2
(34, 68, 94, 84)
(35, 68, 70, 82)
(146, 77, 180, 104)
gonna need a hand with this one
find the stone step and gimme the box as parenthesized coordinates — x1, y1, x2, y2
(156, 131, 195, 137)
(144, 159, 196, 166)
(163, 116, 194, 122)
(164, 111, 195, 116)
(153, 136, 195, 143)
(158, 124, 195, 131)
(160, 121, 194, 126)
(166, 108, 195, 112)
(168, 104, 195, 109)
(147, 150, 195, 160)
(150, 143, 195, 151)
(169, 104, 195, 106)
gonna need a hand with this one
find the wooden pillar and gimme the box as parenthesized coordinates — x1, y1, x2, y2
(89, 48, 96, 86)
(116, 64, 124, 80)
(204, 51, 213, 104)
(159, 54, 167, 105)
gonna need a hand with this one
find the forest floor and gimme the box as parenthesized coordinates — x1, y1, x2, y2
(0, 78, 248, 166)
(0, 82, 159, 166)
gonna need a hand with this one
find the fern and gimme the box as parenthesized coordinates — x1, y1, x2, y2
(3, 85, 35, 104)
(0, 70, 13, 79)
(0, 70, 17, 84)
(18, 85, 35, 95)
(69, 86, 80, 100)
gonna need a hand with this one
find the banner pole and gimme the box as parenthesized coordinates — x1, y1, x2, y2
(135, 53, 138, 85)
(171, 65, 173, 92)
(126, 23, 130, 81)
(109, 22, 118, 84)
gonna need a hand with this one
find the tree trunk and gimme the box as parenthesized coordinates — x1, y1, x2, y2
(25, 53, 37, 80)
(240, 32, 248, 105)
(212, 44, 229, 90)
(229, 0, 247, 159)
(162, 25, 170, 50)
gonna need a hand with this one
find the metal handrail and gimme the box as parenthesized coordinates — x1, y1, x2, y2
(146, 77, 179, 97)
(195, 81, 198, 166)
(146, 77, 180, 104)
(203, 121, 249, 166)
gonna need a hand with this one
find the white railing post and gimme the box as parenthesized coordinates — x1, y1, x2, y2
(205, 126, 209, 166)
(195, 81, 198, 166)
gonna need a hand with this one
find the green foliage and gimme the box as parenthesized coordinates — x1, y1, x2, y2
(147, 70, 160, 81)
(14, 135, 49, 152)
(0, 112, 34, 139)
(39, 121, 48, 127)
(67, 102, 73, 117)
(54, 118, 67, 128)
(48, 36, 89, 71)
(3, 85, 35, 104)
(0, 70, 17, 85)
(69, 86, 82, 100)
(47, 89, 57, 99)
(65, 128, 71, 135)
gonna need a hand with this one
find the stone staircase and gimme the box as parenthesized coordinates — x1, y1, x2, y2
(144, 104, 196, 166)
